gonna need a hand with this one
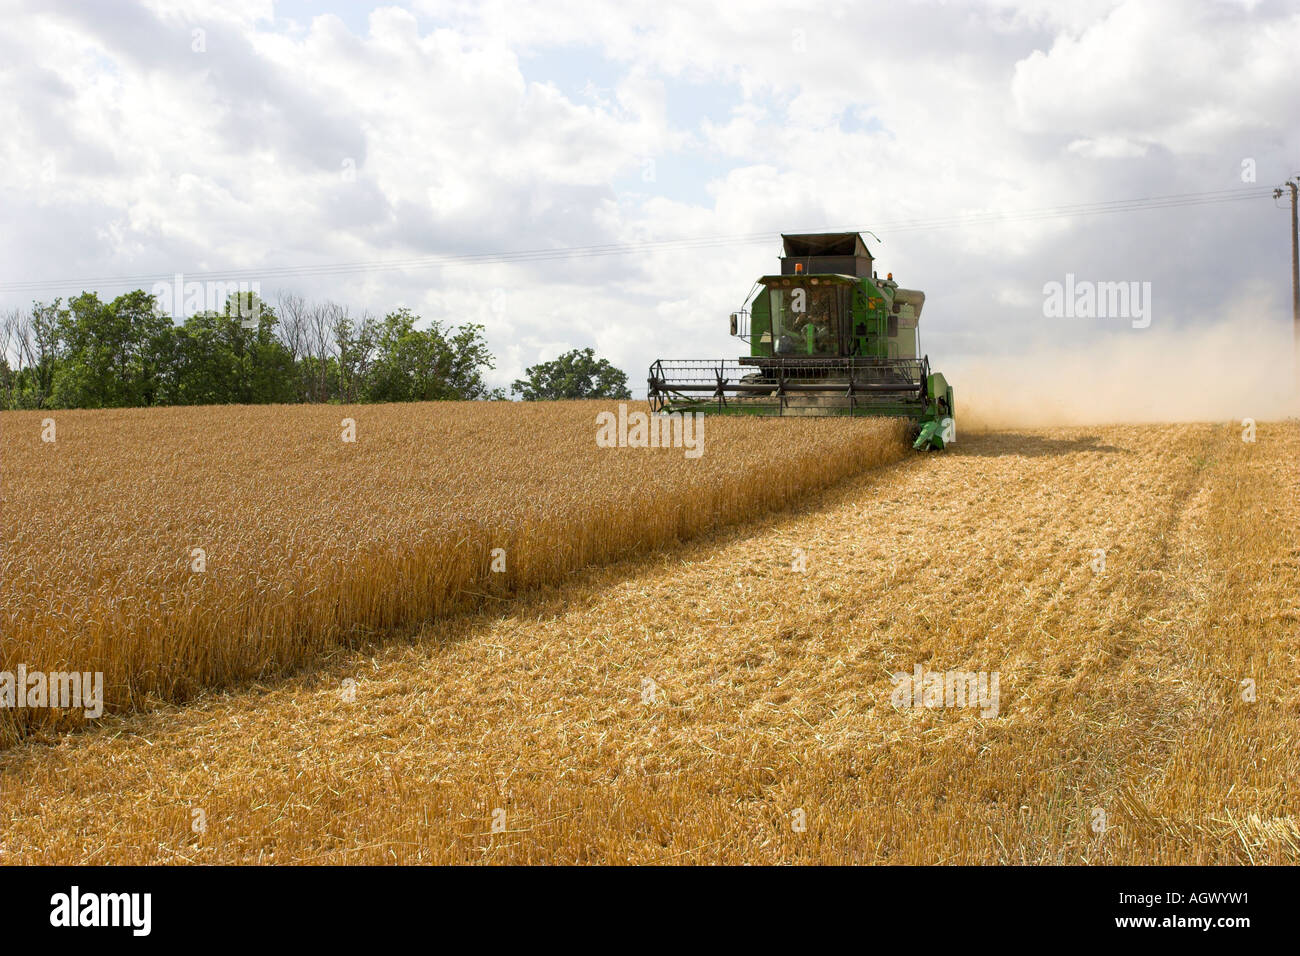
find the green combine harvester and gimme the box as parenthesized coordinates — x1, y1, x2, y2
(648, 232, 955, 450)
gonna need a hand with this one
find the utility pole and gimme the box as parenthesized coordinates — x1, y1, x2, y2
(1274, 177, 1299, 373)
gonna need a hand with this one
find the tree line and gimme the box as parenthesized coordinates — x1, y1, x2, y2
(0, 289, 630, 410)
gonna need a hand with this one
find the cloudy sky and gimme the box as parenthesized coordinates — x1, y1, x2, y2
(2, 0, 1298, 397)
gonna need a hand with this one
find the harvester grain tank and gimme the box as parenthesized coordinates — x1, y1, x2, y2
(647, 233, 956, 449)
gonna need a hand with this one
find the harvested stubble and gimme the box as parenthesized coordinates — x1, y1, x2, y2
(0, 401, 908, 747)
(1, 421, 1296, 864)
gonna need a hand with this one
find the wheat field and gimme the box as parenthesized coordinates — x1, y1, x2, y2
(0, 402, 908, 747)
(1, 411, 1296, 864)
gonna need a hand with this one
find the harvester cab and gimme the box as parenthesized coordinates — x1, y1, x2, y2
(648, 232, 956, 450)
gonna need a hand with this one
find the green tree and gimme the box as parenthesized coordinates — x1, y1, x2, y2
(0, 356, 13, 409)
(170, 310, 245, 405)
(12, 301, 62, 408)
(332, 311, 377, 404)
(5, 291, 504, 409)
(238, 294, 297, 405)
(50, 291, 173, 408)
(510, 347, 631, 400)
(365, 309, 501, 402)
(168, 293, 295, 405)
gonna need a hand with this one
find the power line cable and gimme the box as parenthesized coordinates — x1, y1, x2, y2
(0, 186, 1274, 295)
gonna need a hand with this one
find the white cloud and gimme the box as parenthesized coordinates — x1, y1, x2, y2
(1010, 0, 1300, 154)
(1066, 137, 1149, 159)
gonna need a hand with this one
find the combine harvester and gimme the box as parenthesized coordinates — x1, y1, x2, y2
(648, 232, 955, 450)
